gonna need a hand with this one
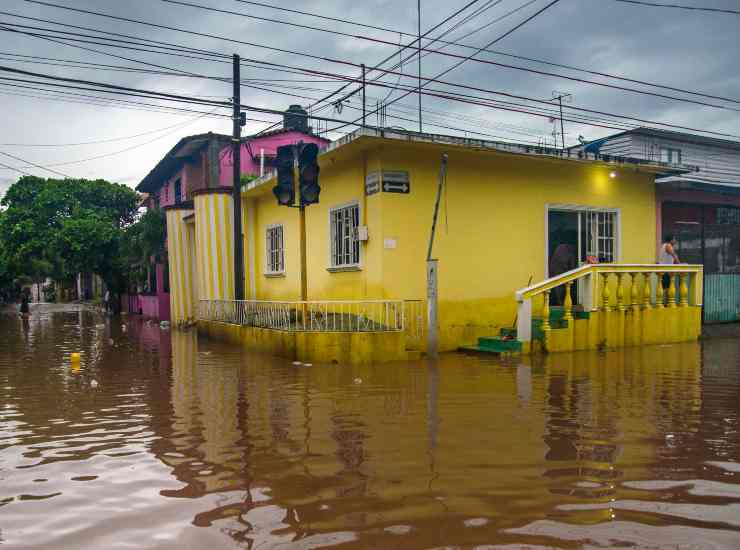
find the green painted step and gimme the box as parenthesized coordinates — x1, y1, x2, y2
(458, 336, 523, 354)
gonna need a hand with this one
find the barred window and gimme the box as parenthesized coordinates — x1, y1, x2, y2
(265, 224, 285, 274)
(330, 203, 360, 268)
(586, 211, 617, 263)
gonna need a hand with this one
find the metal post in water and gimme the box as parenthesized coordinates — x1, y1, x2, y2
(426, 153, 448, 359)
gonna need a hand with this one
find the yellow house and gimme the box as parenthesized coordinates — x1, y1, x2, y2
(165, 129, 703, 363)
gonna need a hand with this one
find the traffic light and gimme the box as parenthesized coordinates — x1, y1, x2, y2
(272, 144, 295, 206)
(298, 143, 320, 206)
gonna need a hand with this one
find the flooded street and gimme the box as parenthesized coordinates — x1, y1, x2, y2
(1, 304, 739, 549)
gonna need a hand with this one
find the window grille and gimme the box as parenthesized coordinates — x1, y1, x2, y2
(586, 211, 616, 263)
(330, 203, 360, 267)
(265, 224, 285, 274)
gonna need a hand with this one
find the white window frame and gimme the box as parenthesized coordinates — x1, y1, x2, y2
(660, 147, 682, 164)
(328, 201, 361, 270)
(264, 223, 285, 276)
(545, 204, 622, 276)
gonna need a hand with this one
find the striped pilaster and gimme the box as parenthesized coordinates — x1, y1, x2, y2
(166, 208, 196, 325)
(194, 190, 235, 302)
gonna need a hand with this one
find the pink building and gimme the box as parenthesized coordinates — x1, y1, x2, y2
(133, 106, 329, 321)
(142, 106, 329, 208)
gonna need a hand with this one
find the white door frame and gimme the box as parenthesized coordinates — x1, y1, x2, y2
(544, 203, 622, 277)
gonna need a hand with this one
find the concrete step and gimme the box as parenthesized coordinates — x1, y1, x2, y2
(476, 336, 523, 353)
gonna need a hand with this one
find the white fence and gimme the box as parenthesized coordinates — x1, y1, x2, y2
(199, 299, 406, 332)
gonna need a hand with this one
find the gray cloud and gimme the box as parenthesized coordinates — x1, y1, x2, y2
(0, 0, 738, 198)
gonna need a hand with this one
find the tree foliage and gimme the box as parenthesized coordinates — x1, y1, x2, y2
(119, 208, 167, 286)
(0, 176, 139, 294)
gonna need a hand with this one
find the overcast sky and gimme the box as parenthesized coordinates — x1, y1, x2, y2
(1, 0, 739, 198)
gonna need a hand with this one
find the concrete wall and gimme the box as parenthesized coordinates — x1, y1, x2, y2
(198, 320, 407, 365)
(245, 137, 658, 351)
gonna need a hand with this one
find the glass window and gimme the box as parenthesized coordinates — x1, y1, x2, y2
(174, 179, 182, 204)
(265, 224, 285, 274)
(660, 147, 682, 164)
(330, 203, 360, 268)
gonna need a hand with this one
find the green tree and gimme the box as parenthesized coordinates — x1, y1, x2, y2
(0, 176, 138, 295)
(119, 208, 166, 289)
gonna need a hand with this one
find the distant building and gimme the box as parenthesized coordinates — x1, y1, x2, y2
(572, 128, 740, 322)
(131, 106, 328, 322)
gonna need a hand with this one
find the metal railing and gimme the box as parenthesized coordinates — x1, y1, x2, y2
(199, 299, 405, 332)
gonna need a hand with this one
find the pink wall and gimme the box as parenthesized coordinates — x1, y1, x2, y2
(139, 295, 160, 318)
(218, 131, 329, 186)
(159, 168, 187, 208)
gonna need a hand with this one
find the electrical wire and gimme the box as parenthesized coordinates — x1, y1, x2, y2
(612, 0, 740, 15)
(0, 161, 33, 176)
(228, 0, 740, 104)
(0, 109, 225, 146)
(10, 4, 740, 113)
(0, 150, 71, 177)
(5, 109, 219, 169)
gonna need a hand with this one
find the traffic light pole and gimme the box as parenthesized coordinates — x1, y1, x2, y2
(299, 204, 308, 302)
(232, 54, 245, 300)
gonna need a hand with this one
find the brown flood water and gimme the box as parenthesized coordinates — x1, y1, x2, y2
(1, 303, 740, 549)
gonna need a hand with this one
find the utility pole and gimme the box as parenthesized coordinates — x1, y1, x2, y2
(232, 54, 245, 300)
(551, 91, 572, 150)
(417, 0, 423, 133)
(426, 153, 448, 359)
(361, 63, 366, 128)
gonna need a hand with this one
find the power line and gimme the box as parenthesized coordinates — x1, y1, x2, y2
(214, 0, 740, 105)
(0, 150, 71, 177)
(0, 79, 232, 118)
(257, 0, 491, 135)
(0, 65, 230, 108)
(4, 109, 218, 169)
(0, 160, 33, 176)
(12, 2, 740, 114)
(5, 36, 739, 142)
(612, 0, 740, 15)
(0, 111, 222, 147)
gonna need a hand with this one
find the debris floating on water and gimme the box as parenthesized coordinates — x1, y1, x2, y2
(353, 378, 362, 385)
(90, 380, 99, 388)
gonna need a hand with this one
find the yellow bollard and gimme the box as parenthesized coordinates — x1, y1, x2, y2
(71, 352, 81, 373)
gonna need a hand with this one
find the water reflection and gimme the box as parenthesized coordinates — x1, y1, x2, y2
(0, 305, 739, 548)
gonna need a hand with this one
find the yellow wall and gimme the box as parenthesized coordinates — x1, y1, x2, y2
(244, 137, 658, 351)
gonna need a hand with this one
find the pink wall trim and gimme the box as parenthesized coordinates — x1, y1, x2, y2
(219, 132, 329, 186)
(154, 132, 328, 204)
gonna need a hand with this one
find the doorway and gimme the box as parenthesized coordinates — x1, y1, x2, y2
(548, 211, 579, 306)
(547, 207, 620, 306)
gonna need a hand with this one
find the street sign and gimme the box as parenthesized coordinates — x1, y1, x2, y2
(383, 181, 409, 193)
(365, 171, 380, 196)
(381, 170, 410, 194)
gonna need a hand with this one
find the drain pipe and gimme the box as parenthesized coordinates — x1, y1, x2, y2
(426, 153, 448, 359)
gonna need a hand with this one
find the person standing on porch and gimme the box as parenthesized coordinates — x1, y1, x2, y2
(659, 234, 680, 289)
